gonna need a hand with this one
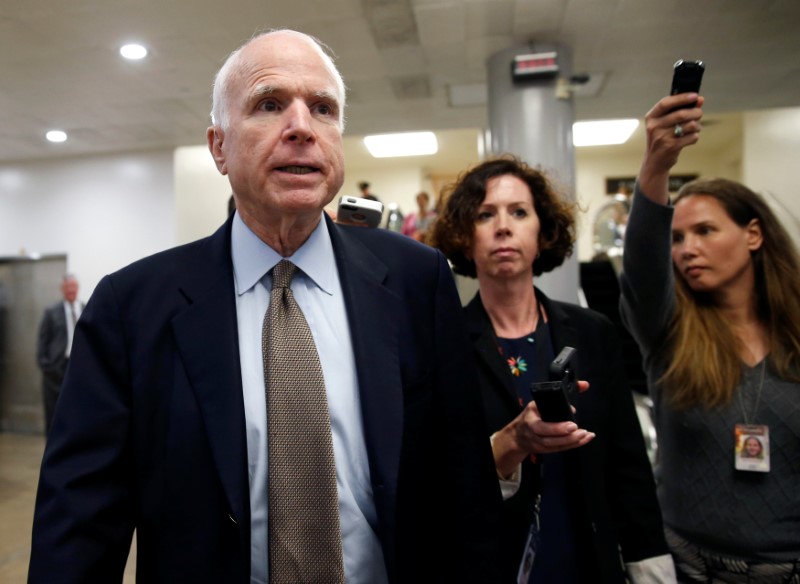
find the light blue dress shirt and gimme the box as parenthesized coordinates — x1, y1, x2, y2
(231, 212, 388, 584)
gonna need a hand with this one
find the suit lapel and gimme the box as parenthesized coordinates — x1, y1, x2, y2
(170, 220, 249, 528)
(464, 293, 519, 408)
(327, 220, 404, 513)
(536, 291, 599, 499)
(536, 291, 577, 372)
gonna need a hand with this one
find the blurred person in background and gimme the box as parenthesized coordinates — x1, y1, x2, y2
(401, 190, 436, 241)
(36, 274, 82, 435)
(357, 180, 380, 202)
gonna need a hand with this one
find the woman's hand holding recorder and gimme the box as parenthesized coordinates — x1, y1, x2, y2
(491, 380, 595, 479)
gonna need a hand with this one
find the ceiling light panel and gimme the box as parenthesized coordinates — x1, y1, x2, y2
(364, 131, 438, 158)
(573, 119, 639, 147)
(45, 130, 68, 143)
(120, 43, 148, 60)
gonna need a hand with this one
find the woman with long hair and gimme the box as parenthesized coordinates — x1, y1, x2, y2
(620, 92, 800, 582)
(430, 156, 673, 583)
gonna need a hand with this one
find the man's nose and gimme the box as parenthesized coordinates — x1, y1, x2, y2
(282, 101, 314, 143)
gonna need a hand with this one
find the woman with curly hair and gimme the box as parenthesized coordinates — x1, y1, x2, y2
(620, 92, 800, 582)
(430, 156, 674, 583)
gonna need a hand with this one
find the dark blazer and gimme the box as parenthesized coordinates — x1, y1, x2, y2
(464, 289, 668, 583)
(29, 215, 502, 584)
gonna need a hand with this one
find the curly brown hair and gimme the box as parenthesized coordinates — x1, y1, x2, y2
(428, 155, 577, 278)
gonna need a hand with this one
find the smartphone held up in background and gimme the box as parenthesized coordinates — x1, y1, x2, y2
(670, 59, 704, 110)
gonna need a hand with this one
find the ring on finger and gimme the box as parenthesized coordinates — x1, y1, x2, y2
(674, 124, 684, 137)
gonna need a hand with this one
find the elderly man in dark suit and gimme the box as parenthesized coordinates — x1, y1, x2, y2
(29, 30, 501, 584)
(35, 274, 82, 434)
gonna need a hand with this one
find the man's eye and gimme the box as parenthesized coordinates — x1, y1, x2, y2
(672, 233, 683, 244)
(259, 100, 279, 112)
(316, 103, 332, 116)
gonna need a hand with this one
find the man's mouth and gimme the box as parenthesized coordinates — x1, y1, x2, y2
(277, 165, 318, 175)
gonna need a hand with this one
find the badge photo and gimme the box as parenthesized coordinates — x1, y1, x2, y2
(734, 424, 770, 473)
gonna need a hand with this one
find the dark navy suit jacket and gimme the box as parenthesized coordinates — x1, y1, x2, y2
(29, 214, 502, 584)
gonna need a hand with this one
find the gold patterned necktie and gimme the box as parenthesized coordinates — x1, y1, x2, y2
(263, 259, 345, 583)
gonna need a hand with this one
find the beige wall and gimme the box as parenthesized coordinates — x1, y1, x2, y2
(574, 131, 744, 262)
(743, 108, 800, 244)
(570, 106, 800, 264)
(174, 146, 235, 245)
(7, 107, 792, 302)
(174, 144, 434, 239)
(175, 113, 799, 266)
(0, 150, 175, 298)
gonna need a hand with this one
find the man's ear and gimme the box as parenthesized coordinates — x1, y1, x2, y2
(746, 218, 763, 252)
(207, 126, 227, 175)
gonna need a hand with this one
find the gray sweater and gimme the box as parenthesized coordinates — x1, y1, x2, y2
(619, 189, 800, 562)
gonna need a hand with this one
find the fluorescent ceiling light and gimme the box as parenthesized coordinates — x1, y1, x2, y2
(120, 43, 148, 60)
(573, 119, 639, 147)
(363, 132, 438, 158)
(46, 130, 67, 143)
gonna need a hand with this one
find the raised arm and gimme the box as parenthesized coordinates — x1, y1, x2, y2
(619, 94, 704, 356)
(637, 93, 704, 204)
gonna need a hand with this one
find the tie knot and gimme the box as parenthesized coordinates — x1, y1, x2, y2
(271, 260, 297, 290)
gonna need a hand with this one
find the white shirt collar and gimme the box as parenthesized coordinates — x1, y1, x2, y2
(231, 211, 336, 296)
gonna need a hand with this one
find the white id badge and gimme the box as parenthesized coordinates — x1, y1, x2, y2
(517, 496, 541, 584)
(517, 522, 538, 584)
(735, 424, 770, 472)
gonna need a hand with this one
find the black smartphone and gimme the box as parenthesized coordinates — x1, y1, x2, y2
(337, 196, 384, 228)
(530, 346, 577, 423)
(670, 59, 704, 110)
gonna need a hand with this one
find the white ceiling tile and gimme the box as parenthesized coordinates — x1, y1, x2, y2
(379, 45, 429, 76)
(415, 2, 467, 45)
(466, 0, 514, 37)
(511, 0, 567, 36)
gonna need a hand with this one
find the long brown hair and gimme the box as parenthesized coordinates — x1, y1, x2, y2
(661, 178, 800, 408)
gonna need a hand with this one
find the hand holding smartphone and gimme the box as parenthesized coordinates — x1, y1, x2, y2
(530, 346, 577, 423)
